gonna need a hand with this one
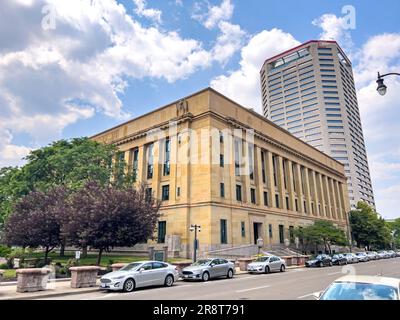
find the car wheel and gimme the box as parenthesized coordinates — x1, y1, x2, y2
(227, 269, 234, 279)
(123, 278, 135, 292)
(264, 266, 270, 274)
(164, 275, 174, 287)
(318, 262, 323, 268)
(280, 265, 286, 272)
(202, 271, 210, 282)
(329, 261, 333, 267)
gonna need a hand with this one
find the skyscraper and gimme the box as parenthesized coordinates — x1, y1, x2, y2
(260, 40, 374, 209)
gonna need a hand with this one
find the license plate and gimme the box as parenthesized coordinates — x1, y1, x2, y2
(101, 283, 109, 288)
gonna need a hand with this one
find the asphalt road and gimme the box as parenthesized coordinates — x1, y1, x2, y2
(43, 257, 400, 300)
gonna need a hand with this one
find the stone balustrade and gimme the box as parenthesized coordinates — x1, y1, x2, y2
(111, 263, 127, 272)
(16, 268, 51, 293)
(70, 266, 101, 288)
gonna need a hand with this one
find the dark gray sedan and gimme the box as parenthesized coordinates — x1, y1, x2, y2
(181, 258, 235, 281)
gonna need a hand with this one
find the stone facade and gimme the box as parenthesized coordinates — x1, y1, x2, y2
(92, 88, 350, 259)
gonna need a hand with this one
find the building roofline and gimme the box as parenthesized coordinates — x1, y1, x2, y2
(260, 40, 351, 72)
(91, 87, 345, 169)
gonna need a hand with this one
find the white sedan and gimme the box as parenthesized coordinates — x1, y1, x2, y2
(247, 255, 286, 274)
(100, 261, 179, 292)
(317, 275, 400, 300)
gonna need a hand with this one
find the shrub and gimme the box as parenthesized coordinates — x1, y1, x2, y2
(0, 245, 12, 257)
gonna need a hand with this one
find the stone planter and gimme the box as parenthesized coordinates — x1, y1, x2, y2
(111, 263, 127, 272)
(237, 258, 254, 271)
(70, 266, 101, 288)
(16, 268, 51, 293)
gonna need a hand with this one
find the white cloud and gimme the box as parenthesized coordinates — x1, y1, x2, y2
(312, 13, 353, 54)
(133, 0, 162, 24)
(211, 28, 300, 110)
(0, 129, 31, 168)
(212, 21, 247, 65)
(192, 0, 234, 30)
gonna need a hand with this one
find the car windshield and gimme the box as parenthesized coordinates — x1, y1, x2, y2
(120, 263, 142, 271)
(192, 259, 211, 266)
(316, 255, 324, 260)
(333, 255, 339, 259)
(320, 282, 398, 300)
(255, 256, 269, 262)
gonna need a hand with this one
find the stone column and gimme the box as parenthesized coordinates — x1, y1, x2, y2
(311, 170, 319, 216)
(333, 180, 342, 221)
(287, 160, 296, 212)
(303, 167, 312, 215)
(277, 156, 286, 210)
(323, 176, 332, 219)
(295, 163, 305, 214)
(242, 140, 252, 204)
(256, 146, 265, 206)
(152, 140, 161, 200)
(137, 145, 146, 185)
(329, 178, 337, 220)
(266, 150, 276, 207)
(317, 174, 326, 218)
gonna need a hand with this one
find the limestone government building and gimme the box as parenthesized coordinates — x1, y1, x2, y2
(92, 88, 350, 258)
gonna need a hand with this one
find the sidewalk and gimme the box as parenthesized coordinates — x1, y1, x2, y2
(0, 265, 304, 300)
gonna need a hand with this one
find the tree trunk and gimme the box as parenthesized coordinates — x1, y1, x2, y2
(97, 248, 103, 266)
(44, 246, 49, 264)
(59, 239, 65, 257)
(82, 245, 88, 258)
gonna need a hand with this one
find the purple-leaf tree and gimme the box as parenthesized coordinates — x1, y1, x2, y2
(64, 181, 160, 265)
(4, 187, 68, 263)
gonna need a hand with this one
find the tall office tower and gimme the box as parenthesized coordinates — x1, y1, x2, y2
(260, 40, 374, 210)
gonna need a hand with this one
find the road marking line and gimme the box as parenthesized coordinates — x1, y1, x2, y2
(235, 285, 270, 293)
(297, 292, 317, 299)
(327, 271, 342, 276)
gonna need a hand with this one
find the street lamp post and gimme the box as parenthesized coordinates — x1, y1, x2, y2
(190, 224, 201, 262)
(376, 72, 400, 96)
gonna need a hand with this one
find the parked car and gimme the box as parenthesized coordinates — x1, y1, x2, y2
(99, 261, 179, 292)
(356, 252, 370, 262)
(331, 254, 347, 266)
(181, 258, 235, 281)
(305, 254, 332, 267)
(247, 255, 286, 274)
(366, 251, 378, 260)
(343, 253, 359, 264)
(317, 275, 400, 300)
(387, 250, 396, 258)
(378, 251, 390, 259)
(396, 251, 400, 257)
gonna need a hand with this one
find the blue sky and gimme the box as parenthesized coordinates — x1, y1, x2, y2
(0, 0, 399, 218)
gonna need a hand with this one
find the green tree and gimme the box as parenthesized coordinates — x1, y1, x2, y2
(0, 138, 134, 254)
(349, 201, 392, 250)
(387, 218, 400, 248)
(294, 220, 347, 255)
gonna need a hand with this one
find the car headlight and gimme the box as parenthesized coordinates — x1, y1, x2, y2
(112, 275, 125, 280)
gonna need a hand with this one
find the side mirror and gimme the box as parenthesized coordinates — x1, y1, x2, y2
(139, 267, 145, 272)
(210, 263, 215, 267)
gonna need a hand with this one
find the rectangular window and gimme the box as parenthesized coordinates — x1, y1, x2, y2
(279, 225, 285, 244)
(248, 144, 254, 180)
(145, 188, 153, 202)
(147, 143, 154, 179)
(157, 221, 166, 243)
(269, 224, 273, 238)
(219, 131, 224, 143)
(286, 196, 290, 210)
(295, 199, 299, 212)
(241, 221, 246, 237)
(272, 155, 278, 187)
(234, 139, 241, 176)
(162, 185, 170, 201)
(304, 201, 307, 213)
(131, 148, 139, 182)
(263, 191, 268, 206)
(220, 154, 224, 167)
(261, 151, 266, 183)
(236, 185, 242, 202)
(176, 187, 181, 197)
(250, 188, 256, 204)
(220, 219, 227, 244)
(275, 194, 280, 208)
(220, 183, 225, 198)
(163, 138, 170, 176)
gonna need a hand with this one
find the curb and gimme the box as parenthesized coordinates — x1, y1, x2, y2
(0, 287, 100, 300)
